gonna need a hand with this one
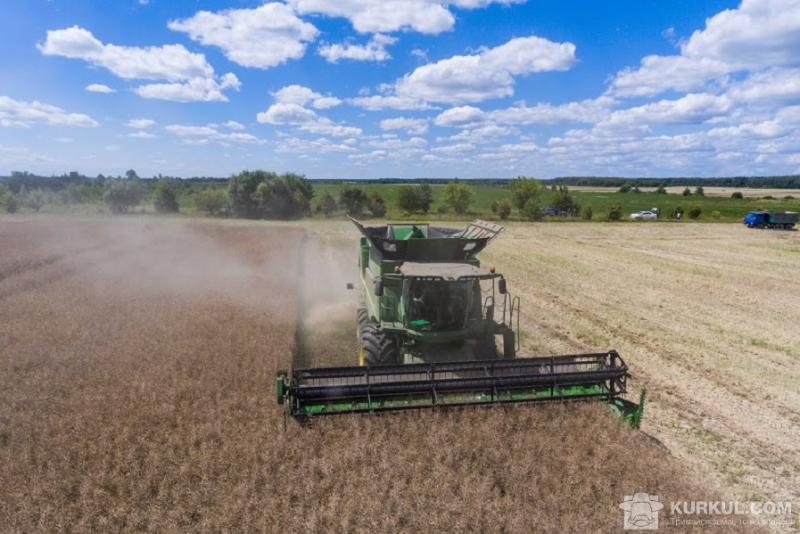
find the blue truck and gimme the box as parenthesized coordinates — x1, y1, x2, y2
(743, 210, 798, 230)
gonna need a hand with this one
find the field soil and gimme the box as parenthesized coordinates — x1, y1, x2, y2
(0, 217, 785, 532)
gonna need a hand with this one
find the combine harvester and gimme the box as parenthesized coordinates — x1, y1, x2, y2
(277, 218, 644, 427)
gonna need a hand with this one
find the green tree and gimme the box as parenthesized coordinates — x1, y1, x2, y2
(339, 185, 369, 216)
(194, 188, 227, 216)
(228, 171, 312, 219)
(490, 200, 499, 214)
(694, 185, 705, 196)
(443, 181, 472, 214)
(551, 185, 581, 216)
(152, 179, 179, 213)
(521, 197, 543, 221)
(731, 191, 743, 199)
(0, 187, 17, 213)
(618, 184, 631, 193)
(103, 180, 146, 214)
(368, 192, 387, 217)
(397, 185, 421, 213)
(418, 183, 433, 213)
(317, 191, 337, 216)
(125, 169, 139, 180)
(656, 185, 667, 194)
(688, 207, 702, 219)
(581, 205, 593, 220)
(253, 173, 312, 219)
(23, 188, 50, 212)
(682, 187, 692, 196)
(510, 177, 542, 210)
(497, 199, 512, 220)
(607, 203, 623, 221)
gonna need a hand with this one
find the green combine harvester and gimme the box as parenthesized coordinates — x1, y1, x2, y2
(277, 218, 644, 427)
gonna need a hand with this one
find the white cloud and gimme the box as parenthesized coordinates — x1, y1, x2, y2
(432, 142, 475, 154)
(380, 117, 429, 134)
(287, 0, 523, 34)
(390, 36, 575, 104)
(166, 123, 263, 144)
(445, 124, 514, 143)
(0, 95, 98, 128)
(223, 120, 245, 130)
(168, 3, 318, 69)
(39, 26, 238, 102)
(319, 33, 396, 63)
(136, 73, 240, 103)
(349, 94, 430, 110)
(126, 118, 155, 129)
(609, 0, 800, 97)
(272, 85, 341, 109)
(85, 83, 115, 93)
(433, 105, 487, 126)
(601, 93, 732, 128)
(727, 68, 800, 105)
(129, 131, 157, 139)
(257, 100, 361, 137)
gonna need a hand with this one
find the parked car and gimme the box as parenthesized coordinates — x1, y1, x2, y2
(630, 210, 658, 221)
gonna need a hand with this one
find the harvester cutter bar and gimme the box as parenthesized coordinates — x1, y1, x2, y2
(279, 351, 630, 417)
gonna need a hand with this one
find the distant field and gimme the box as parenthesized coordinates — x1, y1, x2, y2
(312, 182, 800, 222)
(570, 185, 800, 198)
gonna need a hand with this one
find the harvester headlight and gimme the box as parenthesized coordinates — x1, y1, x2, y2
(463, 242, 476, 251)
(383, 242, 397, 252)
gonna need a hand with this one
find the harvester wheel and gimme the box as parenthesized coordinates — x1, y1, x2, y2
(356, 308, 368, 327)
(360, 323, 397, 366)
(476, 335, 498, 359)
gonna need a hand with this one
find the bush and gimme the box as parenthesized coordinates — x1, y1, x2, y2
(368, 192, 387, 217)
(397, 185, 421, 214)
(152, 180, 179, 213)
(711, 210, 721, 219)
(316, 191, 337, 216)
(670, 206, 685, 220)
(443, 181, 472, 214)
(0, 191, 17, 213)
(490, 200, 499, 214)
(632, 186, 641, 193)
(521, 197, 543, 221)
(762, 195, 775, 200)
(656, 185, 667, 195)
(617, 184, 631, 193)
(228, 170, 312, 219)
(497, 199, 511, 220)
(510, 177, 542, 210)
(104, 180, 146, 214)
(551, 185, 580, 216)
(694, 186, 705, 196)
(581, 205, 593, 220)
(731, 191, 744, 199)
(783, 195, 795, 200)
(682, 187, 691, 196)
(606, 204, 623, 221)
(194, 189, 227, 216)
(338, 185, 368, 216)
(688, 207, 702, 219)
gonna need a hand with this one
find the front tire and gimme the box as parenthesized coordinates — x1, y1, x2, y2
(360, 322, 397, 366)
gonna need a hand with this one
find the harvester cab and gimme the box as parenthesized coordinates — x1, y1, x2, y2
(277, 218, 644, 428)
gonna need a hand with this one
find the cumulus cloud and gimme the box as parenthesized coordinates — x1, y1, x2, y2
(168, 3, 318, 69)
(272, 85, 341, 109)
(257, 88, 360, 137)
(85, 83, 115, 93)
(128, 131, 157, 139)
(362, 35, 574, 107)
(319, 34, 397, 63)
(0, 95, 98, 128)
(166, 123, 263, 144)
(380, 117, 429, 134)
(609, 0, 800, 97)
(39, 26, 238, 102)
(126, 118, 155, 128)
(288, 0, 524, 34)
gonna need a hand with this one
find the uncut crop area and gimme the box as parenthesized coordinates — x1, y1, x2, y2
(0, 218, 790, 532)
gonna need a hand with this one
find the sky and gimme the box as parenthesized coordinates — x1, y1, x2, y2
(1, 0, 799, 179)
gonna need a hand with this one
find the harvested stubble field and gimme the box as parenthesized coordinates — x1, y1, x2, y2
(0, 217, 782, 532)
